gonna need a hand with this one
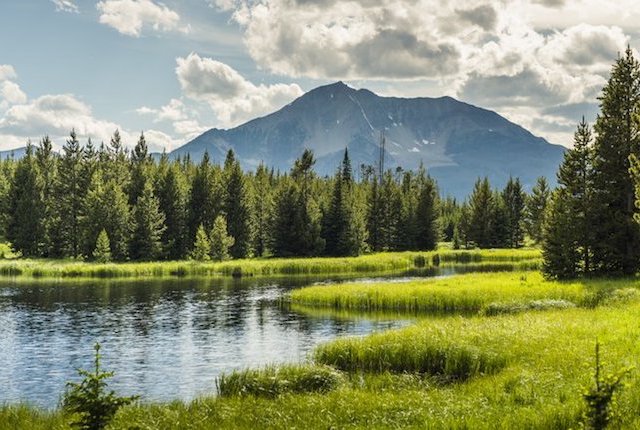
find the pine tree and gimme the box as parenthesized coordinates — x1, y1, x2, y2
(190, 224, 211, 261)
(158, 162, 188, 259)
(130, 180, 166, 260)
(542, 118, 595, 277)
(502, 177, 526, 248)
(104, 130, 129, 189)
(93, 229, 112, 263)
(6, 143, 45, 256)
(56, 129, 86, 257)
(467, 178, 495, 248)
(223, 150, 253, 258)
(251, 163, 274, 257)
(524, 177, 550, 244)
(591, 47, 640, 275)
(188, 152, 221, 244)
(324, 149, 367, 256)
(542, 189, 580, 279)
(415, 173, 440, 251)
(273, 150, 324, 257)
(82, 173, 131, 261)
(35, 136, 59, 257)
(210, 215, 235, 261)
(366, 176, 384, 251)
(129, 132, 151, 206)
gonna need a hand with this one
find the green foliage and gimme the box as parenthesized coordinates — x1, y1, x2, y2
(63, 343, 138, 430)
(502, 177, 526, 248)
(92, 230, 111, 263)
(130, 180, 166, 261)
(582, 342, 632, 430)
(467, 177, 496, 248)
(190, 225, 211, 261)
(6, 143, 44, 257)
(524, 176, 550, 244)
(223, 150, 253, 258)
(590, 47, 640, 275)
(543, 119, 594, 278)
(217, 365, 344, 398)
(56, 129, 86, 258)
(209, 215, 234, 261)
(323, 149, 368, 256)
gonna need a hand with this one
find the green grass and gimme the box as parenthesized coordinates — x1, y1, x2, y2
(0, 249, 540, 279)
(289, 271, 639, 314)
(216, 365, 344, 398)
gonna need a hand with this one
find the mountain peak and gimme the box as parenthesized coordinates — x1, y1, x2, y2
(171, 82, 565, 198)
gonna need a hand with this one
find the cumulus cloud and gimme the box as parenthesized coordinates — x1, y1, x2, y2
(137, 98, 188, 122)
(175, 53, 303, 127)
(97, 0, 182, 37)
(1, 82, 27, 106)
(0, 65, 17, 82)
(455, 5, 497, 31)
(51, 0, 79, 13)
(0, 65, 27, 111)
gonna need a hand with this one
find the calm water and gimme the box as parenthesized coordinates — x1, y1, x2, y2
(0, 275, 409, 408)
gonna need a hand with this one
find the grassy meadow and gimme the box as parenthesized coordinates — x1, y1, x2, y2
(0, 248, 540, 279)
(5, 249, 640, 429)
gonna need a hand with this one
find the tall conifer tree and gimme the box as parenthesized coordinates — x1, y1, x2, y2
(591, 47, 640, 275)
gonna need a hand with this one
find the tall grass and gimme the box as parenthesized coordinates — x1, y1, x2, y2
(289, 271, 639, 314)
(0, 249, 541, 279)
(314, 328, 507, 380)
(216, 365, 344, 398)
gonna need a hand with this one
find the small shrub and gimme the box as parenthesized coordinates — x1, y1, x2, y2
(93, 230, 112, 264)
(63, 343, 138, 430)
(582, 341, 632, 430)
(413, 255, 426, 268)
(431, 253, 440, 266)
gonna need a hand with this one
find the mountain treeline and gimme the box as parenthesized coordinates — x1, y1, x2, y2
(0, 131, 546, 262)
(542, 47, 640, 278)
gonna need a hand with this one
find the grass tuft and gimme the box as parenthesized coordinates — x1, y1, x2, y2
(216, 365, 344, 398)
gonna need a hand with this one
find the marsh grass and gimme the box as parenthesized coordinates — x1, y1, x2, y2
(289, 271, 640, 315)
(216, 365, 344, 398)
(314, 328, 507, 380)
(0, 249, 540, 279)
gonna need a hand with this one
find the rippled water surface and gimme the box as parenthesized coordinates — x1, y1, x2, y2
(0, 275, 409, 408)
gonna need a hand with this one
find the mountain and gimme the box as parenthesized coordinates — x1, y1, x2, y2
(172, 81, 565, 198)
(0, 147, 27, 160)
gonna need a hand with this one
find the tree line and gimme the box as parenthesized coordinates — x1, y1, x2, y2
(0, 129, 550, 262)
(542, 47, 640, 278)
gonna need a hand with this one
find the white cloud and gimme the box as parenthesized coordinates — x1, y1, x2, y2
(51, 0, 79, 13)
(0, 65, 17, 82)
(0, 93, 178, 152)
(0, 65, 27, 111)
(96, 0, 182, 37)
(137, 98, 188, 122)
(175, 53, 303, 127)
(1, 82, 27, 106)
(212, 0, 633, 145)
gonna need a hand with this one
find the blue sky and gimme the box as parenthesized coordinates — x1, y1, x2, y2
(0, 0, 638, 152)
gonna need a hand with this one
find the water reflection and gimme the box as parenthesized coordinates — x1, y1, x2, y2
(0, 276, 406, 408)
